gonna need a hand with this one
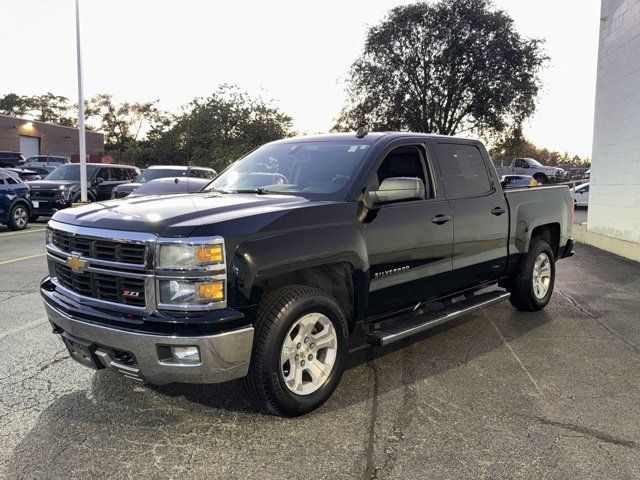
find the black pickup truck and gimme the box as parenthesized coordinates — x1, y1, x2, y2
(41, 132, 573, 416)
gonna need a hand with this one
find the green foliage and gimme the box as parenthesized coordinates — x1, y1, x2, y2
(134, 85, 293, 172)
(0, 92, 76, 126)
(334, 0, 547, 137)
(84, 93, 166, 153)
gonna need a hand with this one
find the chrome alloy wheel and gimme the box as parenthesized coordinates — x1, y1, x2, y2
(532, 252, 552, 299)
(280, 312, 338, 396)
(13, 206, 28, 228)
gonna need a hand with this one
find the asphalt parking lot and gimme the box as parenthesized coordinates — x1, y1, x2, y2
(1, 221, 638, 479)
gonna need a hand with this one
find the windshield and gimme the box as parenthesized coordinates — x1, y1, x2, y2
(46, 164, 99, 181)
(205, 142, 370, 198)
(526, 158, 543, 166)
(136, 168, 189, 183)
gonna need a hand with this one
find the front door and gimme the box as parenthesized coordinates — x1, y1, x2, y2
(363, 144, 454, 318)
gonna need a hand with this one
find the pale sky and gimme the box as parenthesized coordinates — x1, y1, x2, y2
(1, 0, 601, 157)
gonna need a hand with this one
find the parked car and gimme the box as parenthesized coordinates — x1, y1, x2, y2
(501, 175, 538, 188)
(584, 169, 590, 180)
(0, 151, 26, 168)
(13, 165, 56, 178)
(41, 132, 573, 416)
(28, 163, 139, 219)
(510, 158, 565, 184)
(127, 176, 211, 197)
(111, 165, 217, 198)
(0, 168, 33, 230)
(571, 182, 590, 207)
(6, 167, 42, 182)
(24, 155, 70, 167)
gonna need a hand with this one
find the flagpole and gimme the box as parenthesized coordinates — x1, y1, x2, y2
(75, 0, 87, 202)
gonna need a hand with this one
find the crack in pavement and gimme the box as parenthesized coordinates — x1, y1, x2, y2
(487, 313, 542, 395)
(536, 417, 639, 450)
(556, 288, 639, 355)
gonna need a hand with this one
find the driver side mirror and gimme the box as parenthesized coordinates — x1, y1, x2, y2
(92, 176, 104, 186)
(364, 177, 425, 208)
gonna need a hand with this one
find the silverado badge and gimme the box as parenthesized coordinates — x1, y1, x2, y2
(67, 254, 87, 273)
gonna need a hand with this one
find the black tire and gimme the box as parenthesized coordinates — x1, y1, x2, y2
(70, 192, 95, 203)
(243, 285, 349, 417)
(533, 173, 547, 184)
(7, 203, 29, 231)
(508, 240, 555, 311)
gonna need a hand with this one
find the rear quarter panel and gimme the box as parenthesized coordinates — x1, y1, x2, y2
(504, 185, 573, 254)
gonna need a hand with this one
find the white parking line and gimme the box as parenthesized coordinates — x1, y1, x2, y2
(0, 253, 46, 266)
(0, 228, 47, 238)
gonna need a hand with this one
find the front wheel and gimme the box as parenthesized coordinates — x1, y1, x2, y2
(508, 240, 555, 311)
(7, 204, 29, 230)
(243, 286, 348, 416)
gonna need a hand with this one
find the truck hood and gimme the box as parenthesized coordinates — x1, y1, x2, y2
(113, 182, 142, 193)
(51, 192, 325, 237)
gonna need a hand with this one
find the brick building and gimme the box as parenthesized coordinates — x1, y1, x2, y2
(585, 0, 640, 260)
(0, 114, 103, 159)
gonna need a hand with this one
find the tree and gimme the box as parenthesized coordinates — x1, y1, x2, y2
(0, 92, 76, 125)
(27, 92, 76, 126)
(0, 93, 30, 116)
(138, 85, 293, 172)
(85, 94, 166, 152)
(334, 0, 547, 137)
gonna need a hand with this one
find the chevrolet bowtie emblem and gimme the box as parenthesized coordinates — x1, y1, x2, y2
(67, 254, 87, 273)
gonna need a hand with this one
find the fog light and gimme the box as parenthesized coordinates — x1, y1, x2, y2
(171, 346, 200, 363)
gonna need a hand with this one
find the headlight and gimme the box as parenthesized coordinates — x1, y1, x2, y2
(46, 228, 53, 244)
(158, 278, 225, 307)
(157, 240, 224, 270)
(156, 237, 226, 310)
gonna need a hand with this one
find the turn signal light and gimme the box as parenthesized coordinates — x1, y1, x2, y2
(196, 245, 223, 264)
(196, 281, 224, 301)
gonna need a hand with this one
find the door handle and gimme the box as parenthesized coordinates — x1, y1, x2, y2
(491, 207, 506, 216)
(431, 214, 452, 225)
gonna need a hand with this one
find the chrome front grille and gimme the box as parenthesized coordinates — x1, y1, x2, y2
(52, 262, 146, 307)
(46, 220, 156, 314)
(51, 230, 147, 265)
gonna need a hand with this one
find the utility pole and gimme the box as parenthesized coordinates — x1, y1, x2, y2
(75, 0, 87, 202)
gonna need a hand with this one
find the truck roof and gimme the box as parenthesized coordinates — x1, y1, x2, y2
(271, 132, 480, 145)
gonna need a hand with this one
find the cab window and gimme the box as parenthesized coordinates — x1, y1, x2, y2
(435, 143, 492, 198)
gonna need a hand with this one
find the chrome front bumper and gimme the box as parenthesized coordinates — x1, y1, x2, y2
(44, 300, 254, 385)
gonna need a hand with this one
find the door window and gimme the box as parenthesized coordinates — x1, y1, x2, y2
(98, 168, 115, 181)
(435, 143, 492, 198)
(375, 145, 431, 199)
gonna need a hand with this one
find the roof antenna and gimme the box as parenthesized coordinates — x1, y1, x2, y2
(355, 126, 368, 139)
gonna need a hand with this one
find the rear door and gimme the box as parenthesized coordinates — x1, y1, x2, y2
(363, 141, 454, 317)
(95, 167, 119, 200)
(0, 174, 12, 221)
(430, 140, 509, 291)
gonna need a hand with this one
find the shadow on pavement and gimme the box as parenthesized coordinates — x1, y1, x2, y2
(8, 306, 550, 478)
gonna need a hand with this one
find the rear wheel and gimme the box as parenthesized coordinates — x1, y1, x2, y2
(8, 204, 29, 230)
(508, 240, 555, 311)
(533, 173, 547, 184)
(243, 285, 348, 416)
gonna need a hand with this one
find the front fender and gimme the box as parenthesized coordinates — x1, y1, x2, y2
(233, 224, 369, 304)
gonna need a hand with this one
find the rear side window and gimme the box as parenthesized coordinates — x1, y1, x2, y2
(435, 143, 492, 197)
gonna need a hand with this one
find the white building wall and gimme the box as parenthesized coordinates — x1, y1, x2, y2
(590, 0, 640, 244)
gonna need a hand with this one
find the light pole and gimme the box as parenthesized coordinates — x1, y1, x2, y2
(75, 0, 87, 202)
